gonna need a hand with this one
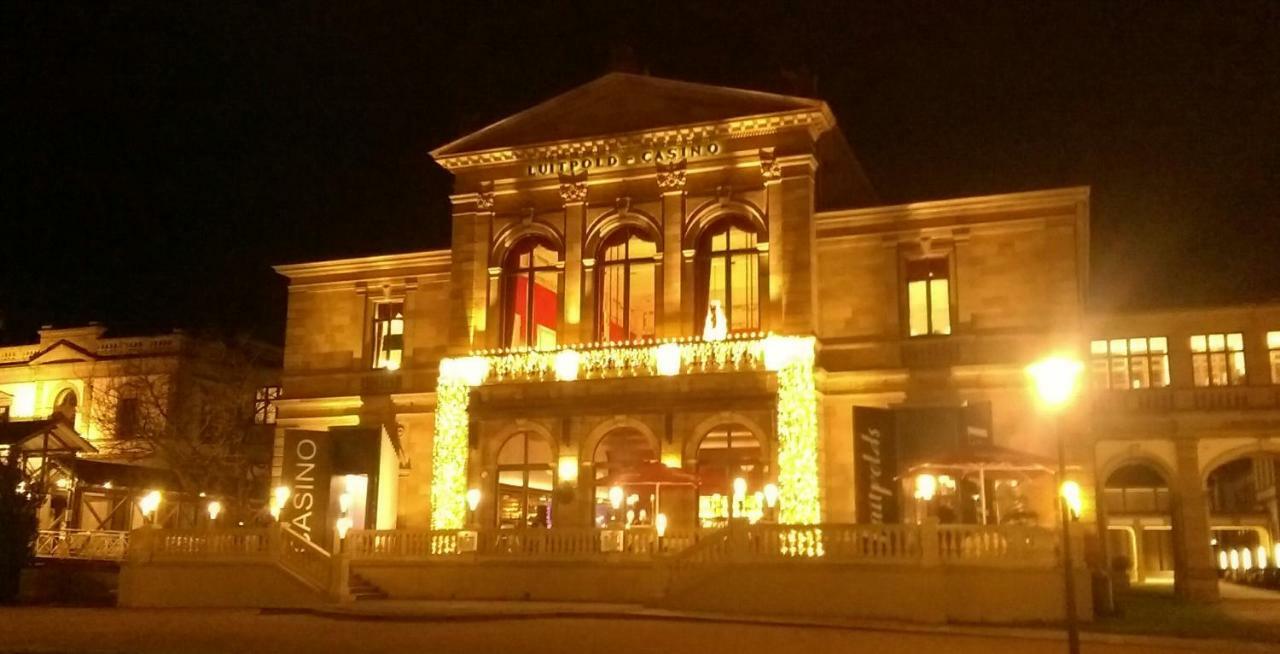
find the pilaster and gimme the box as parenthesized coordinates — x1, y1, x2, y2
(1172, 438, 1220, 601)
(560, 178, 588, 345)
(658, 163, 687, 338)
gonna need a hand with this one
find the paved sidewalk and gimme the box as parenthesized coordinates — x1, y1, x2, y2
(297, 599, 1279, 652)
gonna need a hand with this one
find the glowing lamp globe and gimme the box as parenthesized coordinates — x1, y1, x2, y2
(1027, 356, 1084, 410)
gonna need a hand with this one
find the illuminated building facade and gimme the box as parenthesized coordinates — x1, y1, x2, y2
(273, 73, 1278, 600)
(0, 324, 279, 535)
(274, 72, 1083, 534)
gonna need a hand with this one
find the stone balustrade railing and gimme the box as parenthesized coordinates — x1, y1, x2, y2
(343, 526, 707, 560)
(342, 522, 1063, 568)
(34, 529, 129, 561)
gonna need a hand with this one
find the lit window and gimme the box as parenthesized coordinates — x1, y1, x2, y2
(254, 386, 281, 425)
(1268, 331, 1280, 384)
(695, 426, 762, 527)
(371, 301, 404, 370)
(1190, 332, 1246, 387)
(598, 229, 657, 342)
(697, 221, 760, 334)
(495, 432, 555, 528)
(906, 257, 951, 337)
(1090, 337, 1170, 390)
(504, 240, 560, 349)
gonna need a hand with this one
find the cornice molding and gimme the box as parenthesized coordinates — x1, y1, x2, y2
(432, 109, 833, 172)
(275, 249, 452, 281)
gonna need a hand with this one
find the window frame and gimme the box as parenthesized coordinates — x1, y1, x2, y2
(695, 219, 762, 335)
(1267, 330, 1280, 385)
(254, 386, 281, 426)
(115, 397, 140, 439)
(904, 255, 953, 338)
(596, 228, 659, 342)
(494, 431, 556, 529)
(369, 299, 405, 370)
(1089, 336, 1171, 390)
(502, 238, 561, 350)
(1190, 332, 1247, 387)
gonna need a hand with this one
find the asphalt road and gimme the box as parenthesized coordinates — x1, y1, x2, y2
(0, 608, 1267, 654)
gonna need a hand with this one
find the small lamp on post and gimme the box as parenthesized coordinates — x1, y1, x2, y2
(206, 500, 222, 526)
(763, 482, 779, 523)
(466, 488, 481, 528)
(914, 474, 937, 524)
(1027, 355, 1084, 654)
(269, 486, 290, 521)
(732, 477, 747, 523)
(139, 490, 162, 526)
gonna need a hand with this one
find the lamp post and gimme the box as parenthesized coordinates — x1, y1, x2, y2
(1027, 355, 1084, 654)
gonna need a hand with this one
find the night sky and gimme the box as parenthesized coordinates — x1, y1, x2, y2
(4, 1, 1278, 345)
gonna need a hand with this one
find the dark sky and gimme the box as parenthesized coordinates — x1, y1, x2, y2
(4, 1, 1279, 345)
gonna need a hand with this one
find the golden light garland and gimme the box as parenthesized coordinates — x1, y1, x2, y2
(429, 334, 820, 529)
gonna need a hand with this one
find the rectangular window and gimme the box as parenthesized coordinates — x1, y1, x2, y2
(1269, 331, 1280, 384)
(1190, 332, 1246, 387)
(115, 398, 139, 439)
(1089, 337, 1170, 390)
(254, 386, 281, 425)
(371, 301, 405, 370)
(906, 257, 951, 337)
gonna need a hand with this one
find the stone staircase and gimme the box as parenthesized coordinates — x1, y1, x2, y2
(348, 571, 388, 601)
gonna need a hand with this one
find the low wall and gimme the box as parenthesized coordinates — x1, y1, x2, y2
(118, 561, 324, 609)
(353, 560, 668, 603)
(665, 562, 1093, 624)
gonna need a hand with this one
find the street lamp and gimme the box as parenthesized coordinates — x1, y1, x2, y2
(1027, 355, 1084, 654)
(139, 490, 162, 525)
(466, 488, 481, 527)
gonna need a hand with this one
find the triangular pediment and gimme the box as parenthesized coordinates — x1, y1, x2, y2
(432, 73, 829, 157)
(28, 340, 96, 366)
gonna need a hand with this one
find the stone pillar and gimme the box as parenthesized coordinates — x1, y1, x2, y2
(658, 163, 687, 338)
(761, 151, 784, 332)
(560, 179, 588, 345)
(446, 194, 490, 354)
(764, 153, 818, 335)
(1172, 438, 1220, 600)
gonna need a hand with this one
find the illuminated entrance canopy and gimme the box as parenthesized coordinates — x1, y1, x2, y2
(431, 333, 819, 530)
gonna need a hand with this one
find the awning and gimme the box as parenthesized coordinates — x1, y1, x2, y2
(0, 419, 97, 455)
(594, 460, 699, 487)
(905, 442, 1057, 475)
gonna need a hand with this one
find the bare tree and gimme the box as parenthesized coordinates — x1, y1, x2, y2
(90, 335, 278, 522)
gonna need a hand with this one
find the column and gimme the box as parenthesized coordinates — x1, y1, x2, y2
(560, 178, 588, 345)
(1172, 438, 1220, 601)
(658, 163, 687, 338)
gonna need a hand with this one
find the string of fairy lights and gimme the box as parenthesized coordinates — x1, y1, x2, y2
(430, 333, 820, 530)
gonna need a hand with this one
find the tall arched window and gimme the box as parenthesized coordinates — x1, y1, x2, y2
(591, 429, 658, 526)
(495, 432, 555, 528)
(503, 239, 560, 349)
(598, 229, 657, 341)
(695, 425, 763, 525)
(697, 220, 760, 334)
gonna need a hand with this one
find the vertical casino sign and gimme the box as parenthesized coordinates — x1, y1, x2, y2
(281, 430, 333, 547)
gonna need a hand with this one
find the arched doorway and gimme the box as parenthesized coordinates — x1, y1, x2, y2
(590, 429, 657, 527)
(495, 432, 555, 528)
(1205, 453, 1280, 573)
(1103, 463, 1175, 583)
(695, 425, 763, 527)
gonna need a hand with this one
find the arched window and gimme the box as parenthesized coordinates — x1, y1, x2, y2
(695, 425, 763, 525)
(696, 220, 760, 334)
(53, 389, 77, 424)
(598, 228, 658, 341)
(503, 239, 560, 349)
(591, 429, 658, 526)
(495, 432, 554, 528)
